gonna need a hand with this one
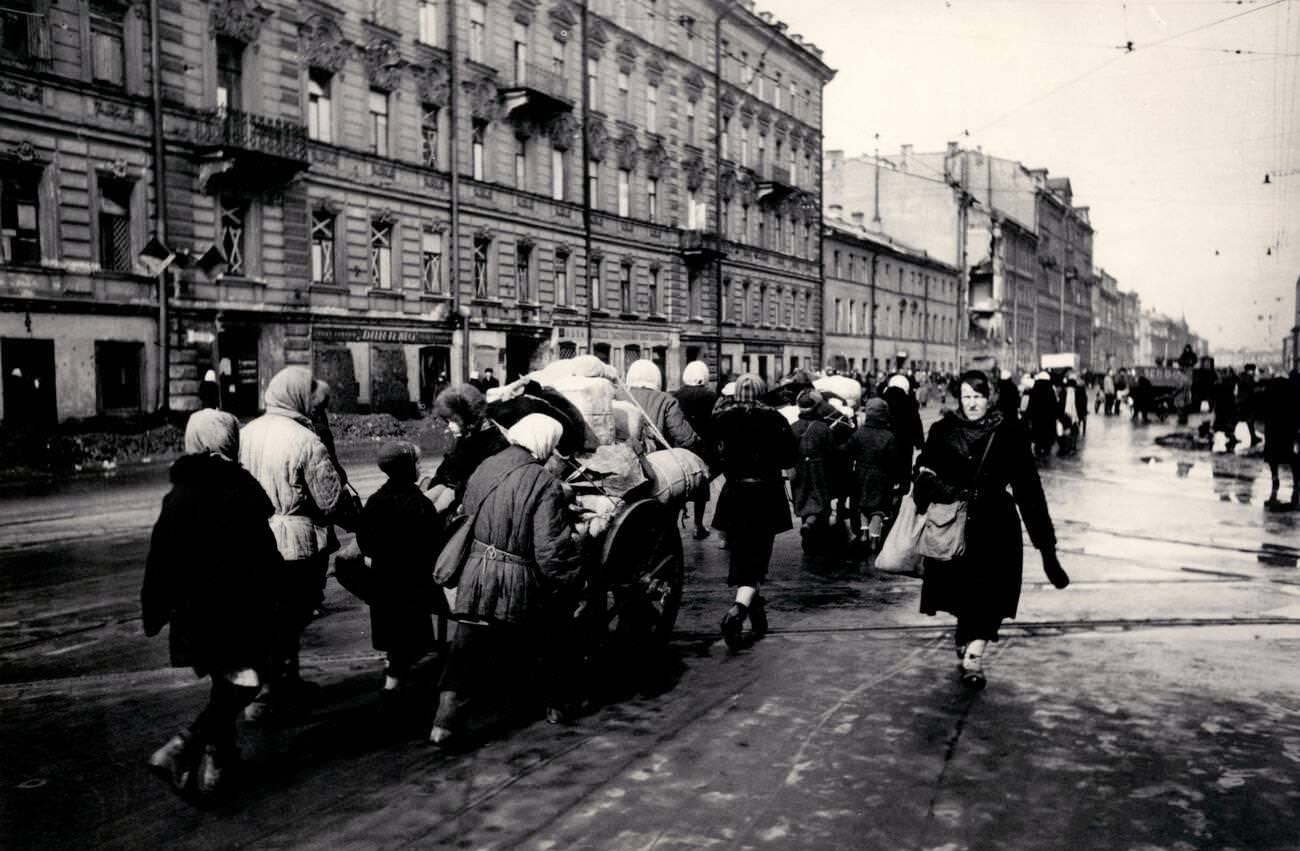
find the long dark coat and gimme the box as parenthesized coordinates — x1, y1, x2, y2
(710, 403, 797, 536)
(883, 386, 924, 451)
(141, 453, 280, 675)
(358, 478, 441, 656)
(1026, 379, 1062, 450)
(790, 412, 835, 518)
(1262, 377, 1300, 464)
(675, 384, 718, 464)
(916, 412, 1056, 625)
(455, 445, 582, 625)
(848, 404, 910, 516)
(430, 423, 510, 502)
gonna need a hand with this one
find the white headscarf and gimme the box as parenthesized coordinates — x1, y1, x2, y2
(887, 374, 910, 393)
(682, 360, 709, 387)
(506, 413, 564, 461)
(626, 359, 662, 390)
(184, 408, 241, 462)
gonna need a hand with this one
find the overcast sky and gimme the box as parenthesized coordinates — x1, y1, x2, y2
(758, 0, 1300, 350)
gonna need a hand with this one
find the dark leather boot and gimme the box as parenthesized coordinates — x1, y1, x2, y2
(748, 596, 768, 639)
(721, 603, 748, 650)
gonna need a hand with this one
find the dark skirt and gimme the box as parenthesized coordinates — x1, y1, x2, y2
(919, 491, 1025, 624)
(711, 477, 792, 535)
(369, 566, 436, 657)
(728, 532, 776, 587)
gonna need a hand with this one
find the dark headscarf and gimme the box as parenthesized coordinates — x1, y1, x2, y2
(377, 440, 419, 482)
(733, 373, 767, 405)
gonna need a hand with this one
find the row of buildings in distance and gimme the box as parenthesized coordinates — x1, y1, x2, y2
(0, 0, 1209, 426)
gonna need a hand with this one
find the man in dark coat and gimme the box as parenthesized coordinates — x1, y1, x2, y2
(1262, 376, 1300, 507)
(847, 398, 910, 552)
(711, 374, 797, 649)
(142, 409, 281, 799)
(1026, 372, 1063, 458)
(914, 370, 1068, 688)
(882, 374, 925, 453)
(1213, 371, 1239, 446)
(1238, 364, 1260, 446)
(358, 441, 442, 702)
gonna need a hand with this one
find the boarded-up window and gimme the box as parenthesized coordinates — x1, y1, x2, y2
(98, 177, 133, 271)
(90, 3, 125, 85)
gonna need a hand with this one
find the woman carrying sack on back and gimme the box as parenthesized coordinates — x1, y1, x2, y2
(912, 370, 1069, 689)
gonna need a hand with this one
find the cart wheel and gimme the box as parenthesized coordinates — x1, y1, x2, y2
(597, 499, 684, 645)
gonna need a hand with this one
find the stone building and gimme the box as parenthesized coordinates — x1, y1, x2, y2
(0, 0, 831, 423)
(822, 209, 959, 377)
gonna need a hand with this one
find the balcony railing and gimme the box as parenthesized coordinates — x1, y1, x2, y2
(767, 164, 793, 186)
(679, 229, 726, 264)
(193, 108, 309, 163)
(511, 61, 569, 102)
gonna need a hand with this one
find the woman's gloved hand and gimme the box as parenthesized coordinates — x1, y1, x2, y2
(1042, 550, 1070, 589)
(912, 468, 937, 513)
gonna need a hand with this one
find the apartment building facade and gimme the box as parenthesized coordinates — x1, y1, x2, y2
(0, 0, 831, 423)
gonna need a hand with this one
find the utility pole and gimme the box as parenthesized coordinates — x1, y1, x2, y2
(949, 147, 969, 370)
(581, 0, 595, 356)
(868, 252, 878, 374)
(872, 135, 881, 225)
(449, 0, 465, 382)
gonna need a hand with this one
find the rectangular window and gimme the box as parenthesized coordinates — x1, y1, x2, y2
(551, 148, 565, 200)
(590, 258, 602, 311)
(418, 0, 438, 44)
(421, 104, 439, 167)
(1, 169, 41, 265)
(688, 268, 701, 318)
(554, 249, 570, 306)
(310, 210, 335, 283)
(1, 4, 32, 59)
(617, 70, 629, 120)
(773, 70, 782, 110)
(757, 133, 766, 174)
(586, 57, 598, 109)
(473, 235, 490, 298)
(685, 99, 696, 145)
(516, 242, 532, 302)
(648, 267, 660, 315)
(369, 90, 389, 157)
(216, 37, 242, 112)
(96, 340, 143, 412)
(647, 177, 658, 222)
(421, 229, 443, 294)
(686, 189, 698, 230)
(646, 83, 658, 132)
(472, 120, 487, 180)
(369, 218, 392, 289)
(619, 263, 633, 313)
(551, 37, 564, 76)
(514, 136, 527, 188)
(218, 196, 248, 275)
(587, 160, 599, 209)
(721, 116, 730, 159)
(307, 70, 333, 143)
(740, 126, 749, 167)
(741, 204, 750, 242)
(617, 168, 630, 217)
(97, 177, 132, 272)
(469, 0, 486, 62)
(90, 3, 125, 86)
(513, 21, 527, 84)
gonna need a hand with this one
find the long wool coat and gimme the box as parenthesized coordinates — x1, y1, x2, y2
(454, 445, 582, 625)
(790, 411, 836, 518)
(916, 412, 1056, 624)
(358, 478, 441, 656)
(141, 453, 280, 675)
(848, 405, 910, 516)
(710, 403, 797, 536)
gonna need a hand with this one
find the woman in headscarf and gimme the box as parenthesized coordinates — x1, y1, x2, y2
(709, 374, 797, 649)
(789, 389, 849, 554)
(238, 366, 349, 721)
(847, 397, 910, 553)
(675, 360, 718, 539)
(424, 384, 510, 514)
(882, 374, 925, 454)
(142, 409, 281, 800)
(913, 370, 1069, 689)
(626, 359, 700, 455)
(431, 414, 583, 745)
(1026, 371, 1063, 459)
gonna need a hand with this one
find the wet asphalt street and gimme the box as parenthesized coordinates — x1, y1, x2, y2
(2, 407, 1299, 851)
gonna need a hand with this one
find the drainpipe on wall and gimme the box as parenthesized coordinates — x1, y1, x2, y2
(868, 251, 877, 373)
(713, 3, 735, 379)
(581, 0, 594, 356)
(149, 0, 169, 413)
(449, 0, 465, 382)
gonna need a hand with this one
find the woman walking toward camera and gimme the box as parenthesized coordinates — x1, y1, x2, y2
(912, 370, 1070, 688)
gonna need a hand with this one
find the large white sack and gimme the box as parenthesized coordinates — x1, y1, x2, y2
(814, 375, 863, 405)
(642, 448, 708, 504)
(552, 375, 616, 445)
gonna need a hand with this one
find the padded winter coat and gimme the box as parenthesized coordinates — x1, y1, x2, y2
(629, 386, 701, 454)
(848, 405, 910, 516)
(141, 453, 280, 675)
(710, 403, 797, 536)
(240, 410, 346, 561)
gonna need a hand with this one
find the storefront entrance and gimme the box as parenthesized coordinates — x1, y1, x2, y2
(218, 327, 260, 416)
(2, 338, 56, 427)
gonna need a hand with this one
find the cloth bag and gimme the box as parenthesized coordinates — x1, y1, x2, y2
(875, 492, 925, 574)
(915, 431, 997, 562)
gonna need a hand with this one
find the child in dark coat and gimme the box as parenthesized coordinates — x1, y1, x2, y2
(358, 441, 442, 695)
(848, 398, 911, 552)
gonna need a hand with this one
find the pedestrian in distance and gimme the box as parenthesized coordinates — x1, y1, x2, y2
(1026, 372, 1062, 459)
(357, 441, 442, 712)
(674, 360, 719, 540)
(790, 390, 843, 554)
(430, 414, 584, 746)
(883, 374, 925, 454)
(913, 370, 1069, 689)
(142, 409, 281, 801)
(994, 369, 1021, 422)
(710, 373, 798, 649)
(626, 359, 701, 455)
(1058, 371, 1088, 456)
(1238, 363, 1261, 446)
(1212, 371, 1239, 449)
(1261, 375, 1300, 509)
(238, 366, 351, 723)
(847, 397, 910, 554)
(1102, 370, 1118, 416)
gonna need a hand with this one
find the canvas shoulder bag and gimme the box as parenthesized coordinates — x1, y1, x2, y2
(432, 459, 533, 587)
(917, 431, 997, 562)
